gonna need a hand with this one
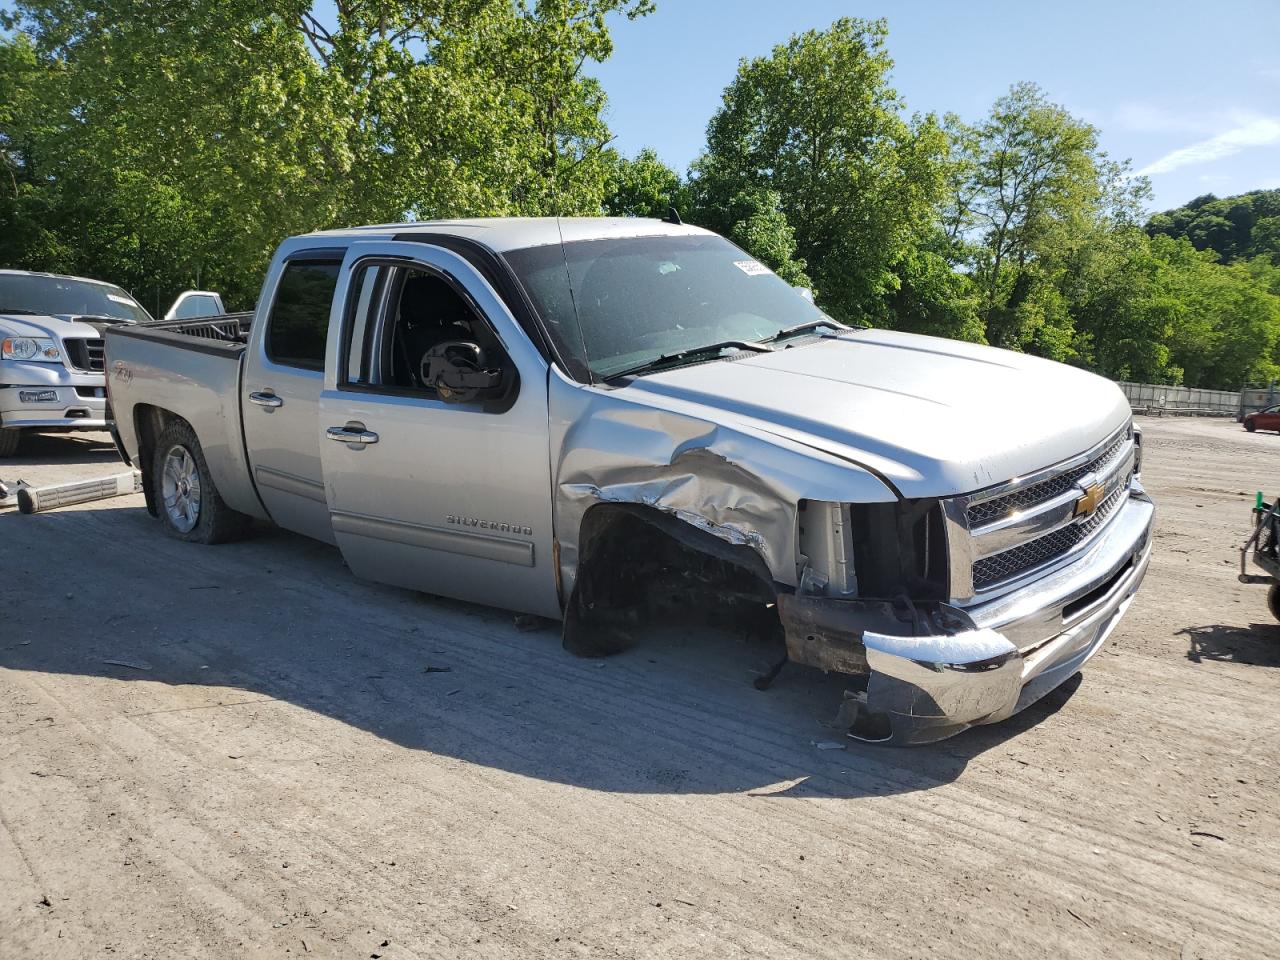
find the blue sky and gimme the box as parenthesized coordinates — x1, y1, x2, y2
(589, 0, 1280, 212)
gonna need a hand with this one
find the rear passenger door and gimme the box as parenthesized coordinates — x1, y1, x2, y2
(242, 255, 342, 543)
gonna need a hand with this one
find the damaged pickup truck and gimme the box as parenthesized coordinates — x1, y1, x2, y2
(104, 218, 1153, 744)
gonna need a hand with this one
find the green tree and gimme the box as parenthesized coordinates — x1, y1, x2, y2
(954, 82, 1148, 356)
(601, 147, 681, 217)
(689, 18, 947, 325)
(1, 0, 650, 306)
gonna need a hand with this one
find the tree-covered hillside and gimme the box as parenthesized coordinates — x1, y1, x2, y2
(1147, 189, 1280, 264)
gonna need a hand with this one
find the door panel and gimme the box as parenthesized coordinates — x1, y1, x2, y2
(242, 258, 342, 544)
(318, 242, 560, 618)
(243, 363, 334, 543)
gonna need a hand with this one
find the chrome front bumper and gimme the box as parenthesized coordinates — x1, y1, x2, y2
(779, 479, 1154, 744)
(0, 370, 108, 429)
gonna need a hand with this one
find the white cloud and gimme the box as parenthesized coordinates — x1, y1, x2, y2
(1137, 113, 1280, 176)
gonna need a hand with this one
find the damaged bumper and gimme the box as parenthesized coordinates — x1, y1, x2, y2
(779, 484, 1154, 745)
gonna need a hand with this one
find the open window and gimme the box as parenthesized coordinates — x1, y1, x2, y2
(340, 261, 517, 409)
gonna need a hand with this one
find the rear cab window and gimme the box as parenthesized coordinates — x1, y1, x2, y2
(174, 295, 219, 319)
(265, 260, 342, 370)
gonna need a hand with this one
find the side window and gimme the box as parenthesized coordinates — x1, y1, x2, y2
(385, 269, 497, 391)
(266, 260, 341, 370)
(343, 264, 504, 394)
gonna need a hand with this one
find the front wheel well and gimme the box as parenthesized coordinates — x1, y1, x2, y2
(562, 502, 781, 658)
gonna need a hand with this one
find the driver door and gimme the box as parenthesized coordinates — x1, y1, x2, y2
(317, 241, 560, 619)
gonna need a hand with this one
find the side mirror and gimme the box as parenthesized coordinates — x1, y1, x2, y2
(793, 286, 815, 303)
(420, 340, 503, 403)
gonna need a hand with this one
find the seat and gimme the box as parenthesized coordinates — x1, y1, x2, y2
(393, 274, 475, 388)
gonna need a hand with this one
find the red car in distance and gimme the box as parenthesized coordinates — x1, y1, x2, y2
(1244, 405, 1280, 433)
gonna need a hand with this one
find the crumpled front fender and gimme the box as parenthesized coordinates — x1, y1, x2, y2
(548, 367, 897, 599)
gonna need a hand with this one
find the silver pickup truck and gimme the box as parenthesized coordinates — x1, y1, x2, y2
(105, 218, 1154, 744)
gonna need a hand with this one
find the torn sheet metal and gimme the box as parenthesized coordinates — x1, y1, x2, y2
(548, 368, 897, 599)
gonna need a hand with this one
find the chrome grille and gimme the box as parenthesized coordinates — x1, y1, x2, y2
(971, 483, 1127, 591)
(64, 337, 105, 372)
(967, 432, 1128, 527)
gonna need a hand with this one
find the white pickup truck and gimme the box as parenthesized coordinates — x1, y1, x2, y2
(0, 271, 227, 456)
(0, 269, 157, 455)
(105, 218, 1154, 744)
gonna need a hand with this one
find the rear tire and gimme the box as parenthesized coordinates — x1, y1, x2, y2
(151, 420, 251, 544)
(0, 427, 20, 458)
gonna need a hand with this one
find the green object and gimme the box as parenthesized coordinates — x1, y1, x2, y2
(1258, 491, 1265, 509)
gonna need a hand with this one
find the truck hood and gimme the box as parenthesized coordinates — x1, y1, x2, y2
(618, 329, 1131, 499)
(0, 312, 119, 340)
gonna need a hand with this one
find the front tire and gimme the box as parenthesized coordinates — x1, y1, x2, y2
(0, 427, 20, 458)
(151, 420, 251, 544)
(1245, 420, 1257, 432)
(1268, 583, 1280, 624)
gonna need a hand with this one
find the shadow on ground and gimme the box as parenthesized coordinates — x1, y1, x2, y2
(2, 504, 1082, 800)
(2, 431, 121, 467)
(1182, 622, 1280, 667)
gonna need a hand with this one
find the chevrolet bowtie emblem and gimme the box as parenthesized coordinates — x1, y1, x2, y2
(1074, 483, 1106, 518)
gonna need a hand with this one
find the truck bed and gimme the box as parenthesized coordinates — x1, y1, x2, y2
(138, 311, 254, 344)
(104, 311, 265, 520)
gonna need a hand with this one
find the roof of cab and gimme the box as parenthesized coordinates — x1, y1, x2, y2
(297, 216, 714, 254)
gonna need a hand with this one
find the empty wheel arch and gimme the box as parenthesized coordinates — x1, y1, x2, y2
(562, 502, 783, 658)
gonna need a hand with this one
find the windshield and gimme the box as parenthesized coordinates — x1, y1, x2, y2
(0, 273, 152, 323)
(504, 234, 832, 380)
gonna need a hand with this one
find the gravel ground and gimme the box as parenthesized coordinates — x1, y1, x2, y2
(1, 418, 1277, 959)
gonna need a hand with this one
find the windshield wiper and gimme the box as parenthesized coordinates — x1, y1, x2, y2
(0, 307, 39, 315)
(605, 339, 774, 381)
(765, 318, 846, 343)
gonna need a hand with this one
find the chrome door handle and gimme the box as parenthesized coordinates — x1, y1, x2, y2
(248, 391, 283, 409)
(326, 425, 379, 445)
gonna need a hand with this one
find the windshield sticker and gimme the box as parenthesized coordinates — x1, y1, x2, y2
(106, 293, 135, 304)
(733, 259, 771, 277)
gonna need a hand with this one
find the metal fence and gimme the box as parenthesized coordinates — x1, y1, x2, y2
(1118, 381, 1242, 418)
(1239, 383, 1280, 418)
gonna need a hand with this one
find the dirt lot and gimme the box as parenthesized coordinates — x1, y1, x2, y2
(1, 418, 1277, 959)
